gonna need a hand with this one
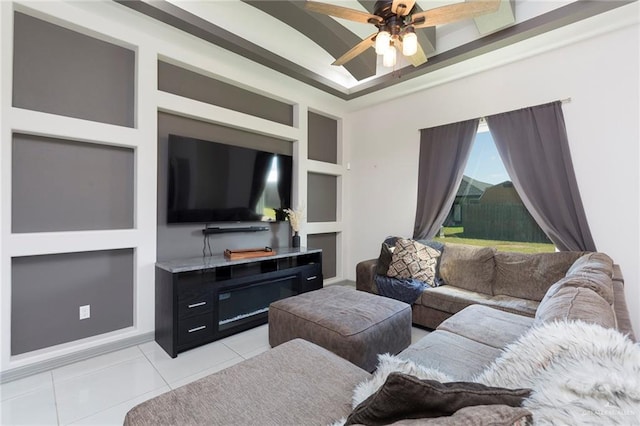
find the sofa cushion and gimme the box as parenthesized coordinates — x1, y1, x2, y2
(439, 244, 496, 294)
(534, 286, 616, 328)
(344, 372, 531, 426)
(387, 238, 440, 286)
(418, 285, 539, 318)
(566, 252, 614, 277)
(419, 285, 493, 315)
(399, 330, 502, 380)
(542, 273, 614, 306)
(483, 295, 539, 318)
(493, 251, 583, 301)
(437, 305, 534, 349)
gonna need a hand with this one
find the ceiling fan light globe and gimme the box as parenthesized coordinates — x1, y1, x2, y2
(383, 45, 397, 67)
(375, 30, 391, 55)
(402, 32, 418, 56)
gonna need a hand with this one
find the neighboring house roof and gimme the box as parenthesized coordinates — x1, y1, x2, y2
(479, 181, 523, 204)
(456, 175, 492, 198)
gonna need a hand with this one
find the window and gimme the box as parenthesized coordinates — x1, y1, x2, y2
(439, 123, 554, 253)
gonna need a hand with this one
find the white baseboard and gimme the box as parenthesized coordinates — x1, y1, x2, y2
(0, 332, 154, 384)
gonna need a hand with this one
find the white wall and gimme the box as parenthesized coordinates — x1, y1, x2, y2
(0, 0, 347, 374)
(345, 5, 640, 335)
(1, 0, 637, 375)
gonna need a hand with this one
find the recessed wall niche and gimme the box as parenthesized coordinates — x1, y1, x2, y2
(307, 173, 337, 223)
(158, 61, 294, 126)
(308, 112, 338, 164)
(11, 249, 134, 355)
(12, 12, 135, 127)
(307, 233, 337, 279)
(156, 112, 292, 261)
(12, 134, 134, 233)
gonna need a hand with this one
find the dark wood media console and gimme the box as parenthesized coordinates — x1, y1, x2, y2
(155, 248, 323, 358)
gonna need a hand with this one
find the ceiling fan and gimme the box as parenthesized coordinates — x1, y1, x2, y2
(305, 0, 501, 68)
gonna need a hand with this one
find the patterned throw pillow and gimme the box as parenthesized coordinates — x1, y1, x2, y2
(386, 238, 440, 287)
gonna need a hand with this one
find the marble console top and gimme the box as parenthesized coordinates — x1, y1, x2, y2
(156, 247, 322, 273)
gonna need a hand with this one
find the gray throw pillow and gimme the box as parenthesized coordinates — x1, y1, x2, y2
(345, 372, 531, 426)
(376, 242, 396, 276)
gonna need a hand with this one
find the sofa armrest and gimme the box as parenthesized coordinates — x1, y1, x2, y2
(610, 264, 635, 341)
(613, 280, 636, 342)
(356, 259, 378, 294)
(612, 264, 624, 285)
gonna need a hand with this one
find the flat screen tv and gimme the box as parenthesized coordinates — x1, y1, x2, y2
(167, 134, 292, 224)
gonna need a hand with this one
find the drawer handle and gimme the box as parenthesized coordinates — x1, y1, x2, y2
(188, 301, 207, 308)
(188, 325, 206, 333)
(306, 276, 318, 281)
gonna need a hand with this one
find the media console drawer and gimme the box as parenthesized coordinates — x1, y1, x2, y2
(178, 290, 214, 318)
(155, 248, 323, 358)
(178, 313, 215, 347)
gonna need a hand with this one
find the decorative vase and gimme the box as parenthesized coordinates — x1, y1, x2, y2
(292, 231, 300, 248)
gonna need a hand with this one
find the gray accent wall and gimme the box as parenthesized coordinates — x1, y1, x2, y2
(11, 249, 134, 355)
(12, 12, 135, 127)
(12, 134, 134, 233)
(307, 173, 337, 223)
(157, 112, 292, 261)
(158, 61, 293, 126)
(307, 233, 337, 279)
(308, 112, 337, 164)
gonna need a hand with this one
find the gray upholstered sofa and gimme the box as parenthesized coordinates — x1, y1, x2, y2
(357, 242, 634, 333)
(124, 248, 636, 425)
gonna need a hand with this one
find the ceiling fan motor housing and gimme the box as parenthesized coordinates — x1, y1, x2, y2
(375, 1, 414, 20)
(373, 1, 415, 35)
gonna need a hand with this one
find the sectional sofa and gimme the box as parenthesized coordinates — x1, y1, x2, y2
(357, 242, 635, 335)
(124, 246, 637, 425)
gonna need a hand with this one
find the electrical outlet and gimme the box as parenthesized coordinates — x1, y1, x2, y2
(79, 305, 90, 320)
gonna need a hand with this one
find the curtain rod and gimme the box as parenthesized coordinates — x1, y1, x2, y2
(479, 98, 572, 124)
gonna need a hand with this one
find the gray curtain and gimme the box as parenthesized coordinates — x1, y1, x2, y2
(487, 101, 596, 251)
(413, 119, 479, 240)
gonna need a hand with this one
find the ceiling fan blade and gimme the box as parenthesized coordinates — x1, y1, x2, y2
(410, 0, 500, 28)
(407, 43, 428, 67)
(305, 1, 383, 25)
(392, 0, 416, 16)
(332, 33, 377, 66)
(396, 38, 428, 67)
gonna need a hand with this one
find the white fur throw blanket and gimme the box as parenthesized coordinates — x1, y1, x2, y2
(351, 321, 640, 425)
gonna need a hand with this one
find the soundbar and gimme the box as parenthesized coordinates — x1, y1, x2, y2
(202, 225, 270, 235)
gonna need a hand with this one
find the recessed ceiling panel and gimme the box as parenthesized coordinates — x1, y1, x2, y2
(118, 0, 633, 99)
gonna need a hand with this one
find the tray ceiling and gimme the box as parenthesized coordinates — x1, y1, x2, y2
(117, 0, 634, 99)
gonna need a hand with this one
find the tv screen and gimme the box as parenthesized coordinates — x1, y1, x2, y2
(167, 135, 292, 224)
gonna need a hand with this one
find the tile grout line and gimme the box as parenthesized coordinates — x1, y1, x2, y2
(138, 345, 171, 390)
(58, 347, 169, 426)
(221, 341, 245, 360)
(52, 348, 147, 386)
(50, 371, 61, 426)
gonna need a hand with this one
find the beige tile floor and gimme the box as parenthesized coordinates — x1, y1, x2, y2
(1, 324, 430, 425)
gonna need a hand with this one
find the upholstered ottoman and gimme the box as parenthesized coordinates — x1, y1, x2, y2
(268, 286, 412, 372)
